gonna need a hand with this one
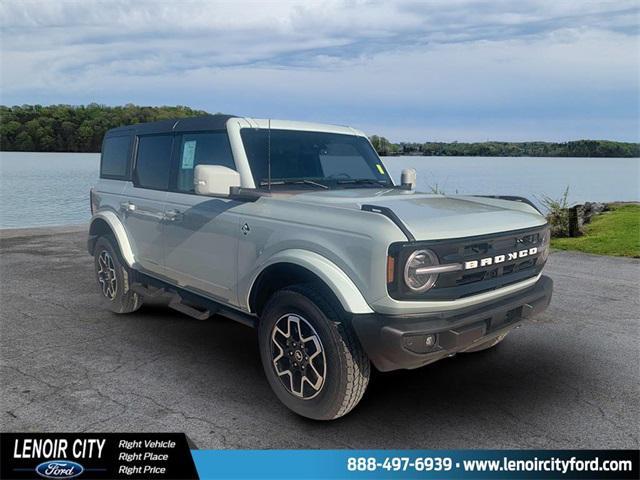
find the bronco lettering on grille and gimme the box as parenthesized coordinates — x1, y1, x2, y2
(464, 247, 538, 270)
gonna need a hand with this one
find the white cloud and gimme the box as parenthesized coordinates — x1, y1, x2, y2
(0, 0, 638, 141)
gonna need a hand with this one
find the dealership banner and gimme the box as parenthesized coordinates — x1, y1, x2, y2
(1, 433, 638, 479)
(1, 433, 198, 479)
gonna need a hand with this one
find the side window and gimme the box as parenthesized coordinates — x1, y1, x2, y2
(100, 135, 131, 178)
(176, 132, 235, 193)
(134, 135, 173, 190)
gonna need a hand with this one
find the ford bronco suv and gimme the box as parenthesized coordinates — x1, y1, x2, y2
(88, 114, 553, 420)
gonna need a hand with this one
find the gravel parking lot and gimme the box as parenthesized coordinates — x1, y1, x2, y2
(1, 227, 638, 449)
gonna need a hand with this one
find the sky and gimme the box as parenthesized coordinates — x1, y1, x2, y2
(1, 0, 639, 142)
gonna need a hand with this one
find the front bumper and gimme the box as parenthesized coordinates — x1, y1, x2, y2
(351, 275, 553, 372)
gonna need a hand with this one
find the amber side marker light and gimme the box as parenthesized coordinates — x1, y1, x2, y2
(90, 187, 97, 215)
(386, 255, 395, 284)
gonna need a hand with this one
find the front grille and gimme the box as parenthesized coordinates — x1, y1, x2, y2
(388, 225, 548, 301)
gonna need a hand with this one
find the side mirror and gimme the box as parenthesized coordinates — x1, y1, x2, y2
(401, 168, 417, 190)
(194, 165, 241, 196)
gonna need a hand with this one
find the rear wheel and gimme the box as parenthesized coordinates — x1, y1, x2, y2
(93, 236, 142, 314)
(258, 284, 370, 420)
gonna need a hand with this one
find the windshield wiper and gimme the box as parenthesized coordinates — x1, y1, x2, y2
(259, 179, 329, 189)
(336, 179, 393, 187)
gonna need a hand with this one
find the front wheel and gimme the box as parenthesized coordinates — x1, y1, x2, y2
(258, 284, 370, 420)
(93, 235, 142, 314)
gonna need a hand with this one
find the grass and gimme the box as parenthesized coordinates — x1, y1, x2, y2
(551, 204, 640, 258)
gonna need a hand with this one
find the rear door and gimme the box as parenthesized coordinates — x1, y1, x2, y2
(121, 133, 173, 275)
(163, 131, 241, 306)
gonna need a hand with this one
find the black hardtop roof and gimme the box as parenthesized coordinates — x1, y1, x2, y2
(105, 114, 237, 137)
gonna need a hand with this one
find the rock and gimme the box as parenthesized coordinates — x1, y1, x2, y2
(576, 202, 608, 228)
(547, 202, 609, 238)
(548, 202, 610, 238)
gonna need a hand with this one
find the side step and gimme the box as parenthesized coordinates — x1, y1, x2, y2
(168, 297, 212, 321)
(131, 282, 213, 321)
(131, 274, 258, 328)
(130, 283, 165, 298)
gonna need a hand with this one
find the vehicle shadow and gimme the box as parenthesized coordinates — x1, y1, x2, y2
(128, 302, 579, 448)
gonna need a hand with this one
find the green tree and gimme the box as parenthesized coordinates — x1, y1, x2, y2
(14, 131, 34, 151)
(0, 104, 208, 152)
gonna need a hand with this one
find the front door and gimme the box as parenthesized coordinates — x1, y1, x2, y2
(162, 131, 241, 305)
(163, 192, 240, 305)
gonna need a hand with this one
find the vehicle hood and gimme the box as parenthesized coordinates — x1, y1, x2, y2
(284, 189, 547, 240)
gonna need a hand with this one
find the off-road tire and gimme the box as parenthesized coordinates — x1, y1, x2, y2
(258, 284, 370, 420)
(93, 235, 142, 314)
(463, 333, 508, 353)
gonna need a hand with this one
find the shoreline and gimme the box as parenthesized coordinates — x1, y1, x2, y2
(0, 224, 87, 239)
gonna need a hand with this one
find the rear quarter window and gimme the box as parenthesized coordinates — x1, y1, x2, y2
(100, 135, 132, 179)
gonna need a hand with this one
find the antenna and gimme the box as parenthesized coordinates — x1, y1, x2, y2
(267, 118, 272, 191)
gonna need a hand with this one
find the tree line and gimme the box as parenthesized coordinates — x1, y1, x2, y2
(369, 135, 640, 158)
(0, 104, 207, 152)
(1, 104, 638, 157)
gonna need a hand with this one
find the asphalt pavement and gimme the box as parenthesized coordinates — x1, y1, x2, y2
(1, 226, 638, 449)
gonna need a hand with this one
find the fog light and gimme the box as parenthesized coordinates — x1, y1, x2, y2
(403, 334, 438, 354)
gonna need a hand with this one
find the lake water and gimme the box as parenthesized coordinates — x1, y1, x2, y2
(0, 152, 638, 229)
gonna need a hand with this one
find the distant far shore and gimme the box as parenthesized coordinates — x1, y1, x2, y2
(370, 136, 640, 158)
(2, 150, 638, 159)
(1, 104, 639, 158)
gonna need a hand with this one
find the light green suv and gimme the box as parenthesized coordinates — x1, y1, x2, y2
(88, 114, 553, 420)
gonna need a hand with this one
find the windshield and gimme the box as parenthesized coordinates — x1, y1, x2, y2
(240, 129, 394, 189)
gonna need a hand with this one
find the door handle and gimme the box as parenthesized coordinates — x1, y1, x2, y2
(164, 209, 183, 222)
(120, 201, 136, 212)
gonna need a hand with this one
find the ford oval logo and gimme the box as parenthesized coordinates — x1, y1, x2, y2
(35, 460, 84, 479)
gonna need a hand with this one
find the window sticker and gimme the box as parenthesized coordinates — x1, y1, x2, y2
(181, 140, 197, 169)
(376, 164, 385, 175)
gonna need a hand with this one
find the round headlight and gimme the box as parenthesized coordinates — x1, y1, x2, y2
(404, 249, 439, 292)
